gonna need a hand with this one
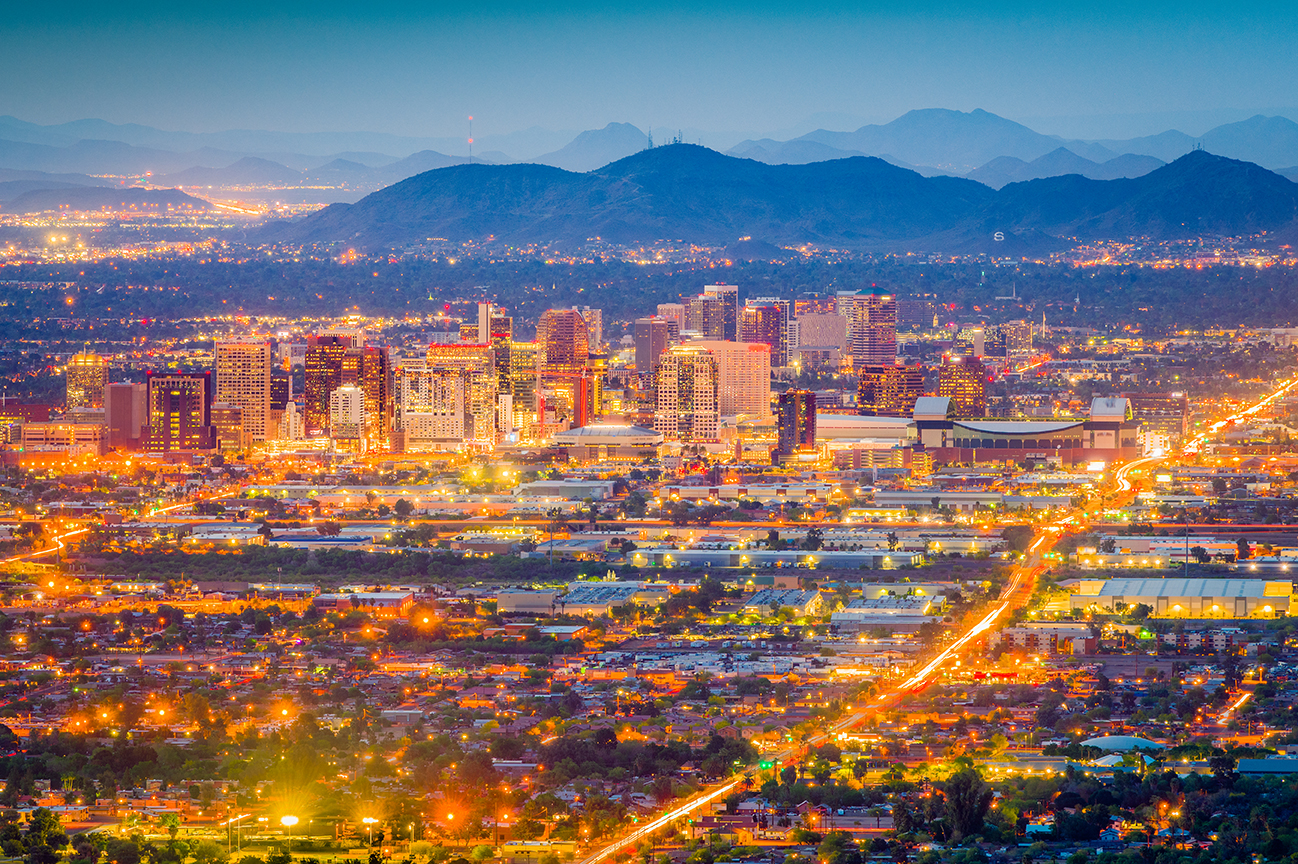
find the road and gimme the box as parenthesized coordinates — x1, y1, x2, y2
(576, 374, 1298, 864)
(575, 528, 1058, 864)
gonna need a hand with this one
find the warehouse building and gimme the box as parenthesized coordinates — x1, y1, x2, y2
(1068, 578, 1292, 618)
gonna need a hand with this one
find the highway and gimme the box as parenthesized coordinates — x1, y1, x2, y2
(575, 375, 1298, 864)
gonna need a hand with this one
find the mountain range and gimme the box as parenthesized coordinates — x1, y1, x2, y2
(261, 146, 1298, 254)
(726, 110, 1298, 177)
(4, 109, 1298, 218)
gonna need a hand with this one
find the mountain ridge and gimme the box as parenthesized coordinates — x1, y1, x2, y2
(261, 146, 1298, 254)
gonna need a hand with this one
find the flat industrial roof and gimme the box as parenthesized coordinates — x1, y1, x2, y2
(1078, 578, 1291, 598)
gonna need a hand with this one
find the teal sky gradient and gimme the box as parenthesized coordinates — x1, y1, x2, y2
(2, 0, 1295, 141)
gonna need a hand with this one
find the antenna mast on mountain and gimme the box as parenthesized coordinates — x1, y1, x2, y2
(468, 116, 474, 165)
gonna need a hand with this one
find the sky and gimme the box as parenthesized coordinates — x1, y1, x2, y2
(3, 0, 1297, 144)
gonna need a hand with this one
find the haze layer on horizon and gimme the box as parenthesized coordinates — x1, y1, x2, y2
(3, 0, 1296, 144)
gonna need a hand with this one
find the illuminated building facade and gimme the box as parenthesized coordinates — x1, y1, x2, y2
(857, 364, 925, 417)
(655, 345, 720, 442)
(849, 287, 897, 368)
(634, 317, 670, 377)
(215, 341, 273, 443)
(304, 335, 350, 435)
(702, 284, 739, 340)
(740, 302, 788, 367)
(210, 402, 245, 451)
(395, 360, 471, 449)
(145, 372, 215, 453)
(426, 342, 498, 448)
(690, 341, 771, 418)
(776, 390, 817, 459)
(66, 351, 108, 409)
(937, 355, 988, 417)
(340, 346, 392, 450)
(537, 309, 590, 379)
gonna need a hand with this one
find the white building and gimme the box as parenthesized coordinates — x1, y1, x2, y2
(690, 340, 771, 418)
(329, 385, 364, 440)
(215, 341, 274, 443)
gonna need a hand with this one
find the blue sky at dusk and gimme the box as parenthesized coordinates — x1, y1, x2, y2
(2, 0, 1295, 141)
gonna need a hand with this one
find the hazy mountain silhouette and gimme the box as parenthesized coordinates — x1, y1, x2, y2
(158, 156, 306, 187)
(967, 148, 1164, 189)
(533, 123, 651, 172)
(775, 108, 1119, 170)
(263, 146, 1298, 252)
(729, 139, 864, 165)
(0, 186, 210, 214)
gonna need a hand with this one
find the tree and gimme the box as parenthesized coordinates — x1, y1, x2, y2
(394, 499, 413, 517)
(1236, 537, 1251, 560)
(801, 527, 824, 551)
(192, 842, 229, 864)
(667, 501, 696, 527)
(1190, 546, 1210, 564)
(1002, 525, 1034, 553)
(943, 768, 993, 840)
(160, 814, 181, 840)
(816, 832, 861, 864)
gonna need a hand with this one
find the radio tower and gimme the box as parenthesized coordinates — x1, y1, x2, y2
(468, 116, 474, 165)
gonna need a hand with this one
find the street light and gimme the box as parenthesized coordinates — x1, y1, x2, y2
(363, 817, 378, 847)
(282, 815, 298, 847)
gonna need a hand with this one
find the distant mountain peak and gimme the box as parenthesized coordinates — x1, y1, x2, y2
(533, 123, 650, 172)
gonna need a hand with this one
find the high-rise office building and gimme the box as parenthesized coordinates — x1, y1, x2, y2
(776, 390, 817, 459)
(850, 288, 897, 368)
(634, 317, 670, 376)
(105, 382, 146, 451)
(427, 343, 498, 447)
(953, 327, 986, 358)
(703, 284, 739, 340)
(655, 346, 720, 442)
(145, 372, 215, 453)
(66, 351, 108, 409)
(210, 403, 245, 451)
(341, 346, 392, 450)
(395, 359, 472, 449)
(938, 355, 988, 417)
(574, 306, 604, 351)
(656, 303, 685, 340)
(488, 311, 513, 396)
(740, 303, 787, 367)
(686, 293, 726, 339)
(896, 300, 940, 331)
(857, 364, 925, 417)
(304, 335, 350, 435)
(690, 341, 771, 418)
(329, 385, 365, 442)
(795, 313, 849, 352)
(215, 341, 273, 443)
(270, 370, 290, 409)
(507, 341, 541, 440)
(537, 309, 590, 379)
(1001, 320, 1033, 353)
